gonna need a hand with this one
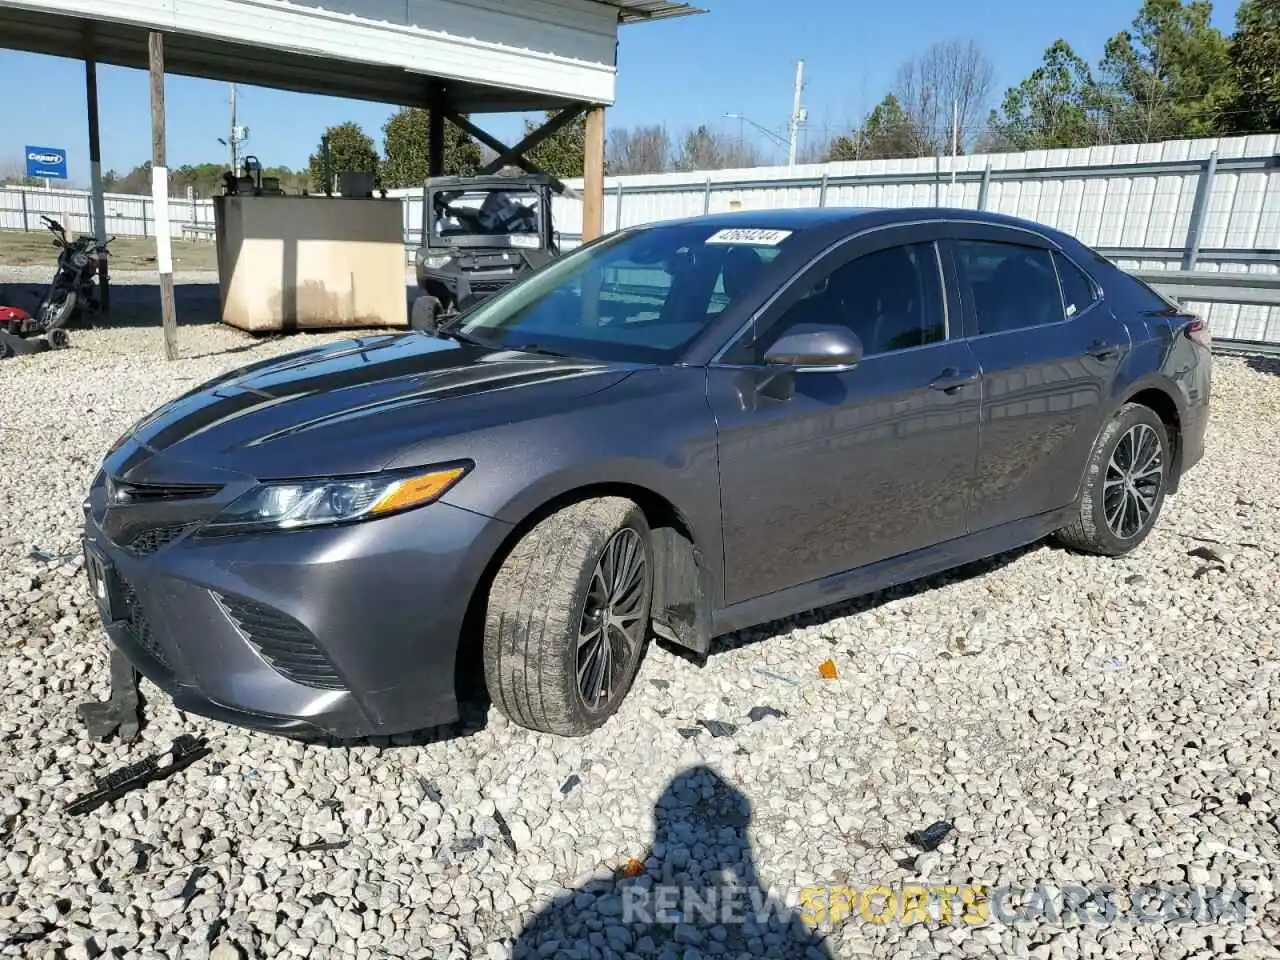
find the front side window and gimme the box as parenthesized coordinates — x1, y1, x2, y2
(451, 223, 797, 363)
(955, 239, 1065, 335)
(761, 242, 946, 359)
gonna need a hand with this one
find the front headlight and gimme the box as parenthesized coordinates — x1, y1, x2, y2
(422, 254, 452, 269)
(198, 462, 471, 536)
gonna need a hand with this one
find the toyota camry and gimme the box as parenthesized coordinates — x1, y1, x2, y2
(81, 207, 1211, 739)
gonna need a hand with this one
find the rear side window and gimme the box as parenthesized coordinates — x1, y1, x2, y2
(1092, 257, 1184, 316)
(955, 239, 1065, 335)
(1053, 252, 1099, 317)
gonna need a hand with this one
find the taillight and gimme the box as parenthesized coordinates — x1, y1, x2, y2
(1187, 317, 1211, 348)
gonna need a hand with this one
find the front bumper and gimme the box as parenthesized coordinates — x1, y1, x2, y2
(82, 469, 511, 739)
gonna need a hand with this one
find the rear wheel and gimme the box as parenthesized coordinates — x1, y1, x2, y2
(1056, 402, 1170, 556)
(482, 497, 653, 736)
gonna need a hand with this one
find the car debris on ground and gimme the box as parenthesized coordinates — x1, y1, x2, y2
(65, 735, 212, 816)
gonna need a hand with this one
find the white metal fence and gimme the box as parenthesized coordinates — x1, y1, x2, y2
(4, 132, 1280, 344)
(0, 185, 217, 241)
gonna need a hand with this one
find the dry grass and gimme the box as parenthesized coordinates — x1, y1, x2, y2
(0, 228, 220, 271)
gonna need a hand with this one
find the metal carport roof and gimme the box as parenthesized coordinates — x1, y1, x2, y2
(607, 0, 706, 22)
(0, 0, 705, 111)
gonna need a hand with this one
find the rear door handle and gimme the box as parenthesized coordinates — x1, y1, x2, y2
(929, 368, 979, 393)
(1088, 339, 1120, 360)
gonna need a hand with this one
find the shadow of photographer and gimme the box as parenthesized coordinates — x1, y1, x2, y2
(513, 764, 835, 959)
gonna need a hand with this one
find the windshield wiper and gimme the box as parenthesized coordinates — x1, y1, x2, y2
(506, 342, 573, 359)
(440, 327, 494, 349)
(434, 326, 572, 359)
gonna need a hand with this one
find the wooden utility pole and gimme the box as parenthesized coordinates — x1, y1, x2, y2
(582, 105, 606, 242)
(149, 31, 178, 360)
(85, 39, 110, 314)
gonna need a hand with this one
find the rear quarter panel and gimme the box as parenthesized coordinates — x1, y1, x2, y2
(1091, 253, 1211, 481)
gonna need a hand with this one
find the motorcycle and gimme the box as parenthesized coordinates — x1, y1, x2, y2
(34, 214, 114, 332)
(0, 216, 113, 358)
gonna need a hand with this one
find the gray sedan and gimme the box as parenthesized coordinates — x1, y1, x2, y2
(81, 207, 1211, 739)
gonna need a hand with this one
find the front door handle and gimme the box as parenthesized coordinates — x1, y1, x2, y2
(1088, 339, 1120, 360)
(929, 368, 979, 393)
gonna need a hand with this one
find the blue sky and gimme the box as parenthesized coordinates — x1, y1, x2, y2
(0, 0, 1244, 183)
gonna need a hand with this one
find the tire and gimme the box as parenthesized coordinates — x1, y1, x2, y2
(410, 295, 440, 333)
(482, 497, 654, 736)
(40, 290, 76, 331)
(1056, 402, 1171, 556)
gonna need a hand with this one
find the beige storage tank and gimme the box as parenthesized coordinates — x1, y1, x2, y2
(213, 195, 408, 332)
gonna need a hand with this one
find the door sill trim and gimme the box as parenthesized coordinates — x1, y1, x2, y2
(712, 505, 1075, 637)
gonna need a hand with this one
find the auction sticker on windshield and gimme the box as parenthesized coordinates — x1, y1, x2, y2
(706, 228, 793, 246)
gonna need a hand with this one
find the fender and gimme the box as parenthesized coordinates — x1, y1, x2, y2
(1112, 369, 1189, 421)
(1105, 363, 1193, 491)
(464, 455, 723, 656)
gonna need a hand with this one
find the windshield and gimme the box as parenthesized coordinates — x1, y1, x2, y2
(450, 223, 795, 363)
(431, 188, 541, 245)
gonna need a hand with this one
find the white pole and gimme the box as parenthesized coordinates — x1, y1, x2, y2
(87, 52, 109, 311)
(788, 59, 804, 168)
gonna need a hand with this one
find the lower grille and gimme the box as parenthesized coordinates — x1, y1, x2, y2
(121, 523, 194, 556)
(119, 576, 172, 671)
(213, 592, 345, 691)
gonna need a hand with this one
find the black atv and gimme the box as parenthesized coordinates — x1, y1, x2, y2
(410, 173, 561, 333)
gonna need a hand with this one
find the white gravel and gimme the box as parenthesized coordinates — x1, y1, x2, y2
(1, 271, 1279, 959)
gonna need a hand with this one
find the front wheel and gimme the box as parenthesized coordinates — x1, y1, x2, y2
(39, 290, 76, 331)
(482, 497, 654, 736)
(1056, 403, 1171, 556)
(409, 295, 440, 333)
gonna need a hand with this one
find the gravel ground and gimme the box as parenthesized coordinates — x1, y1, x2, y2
(1, 271, 1279, 959)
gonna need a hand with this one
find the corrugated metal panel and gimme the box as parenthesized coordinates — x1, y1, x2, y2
(599, 0, 705, 23)
(8, 134, 1280, 344)
(1, 0, 622, 106)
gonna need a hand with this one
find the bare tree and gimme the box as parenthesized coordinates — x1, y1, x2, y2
(797, 135, 832, 164)
(675, 125, 763, 171)
(894, 39, 995, 155)
(606, 125, 672, 174)
(0, 157, 35, 185)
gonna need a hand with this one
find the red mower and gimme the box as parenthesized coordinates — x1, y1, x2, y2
(1, 214, 113, 359)
(0, 302, 70, 358)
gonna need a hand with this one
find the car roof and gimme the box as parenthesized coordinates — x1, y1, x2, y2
(637, 205, 1073, 242)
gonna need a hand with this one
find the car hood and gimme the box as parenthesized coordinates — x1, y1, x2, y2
(103, 332, 635, 483)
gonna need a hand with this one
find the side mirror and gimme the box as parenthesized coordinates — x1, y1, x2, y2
(763, 324, 864, 372)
